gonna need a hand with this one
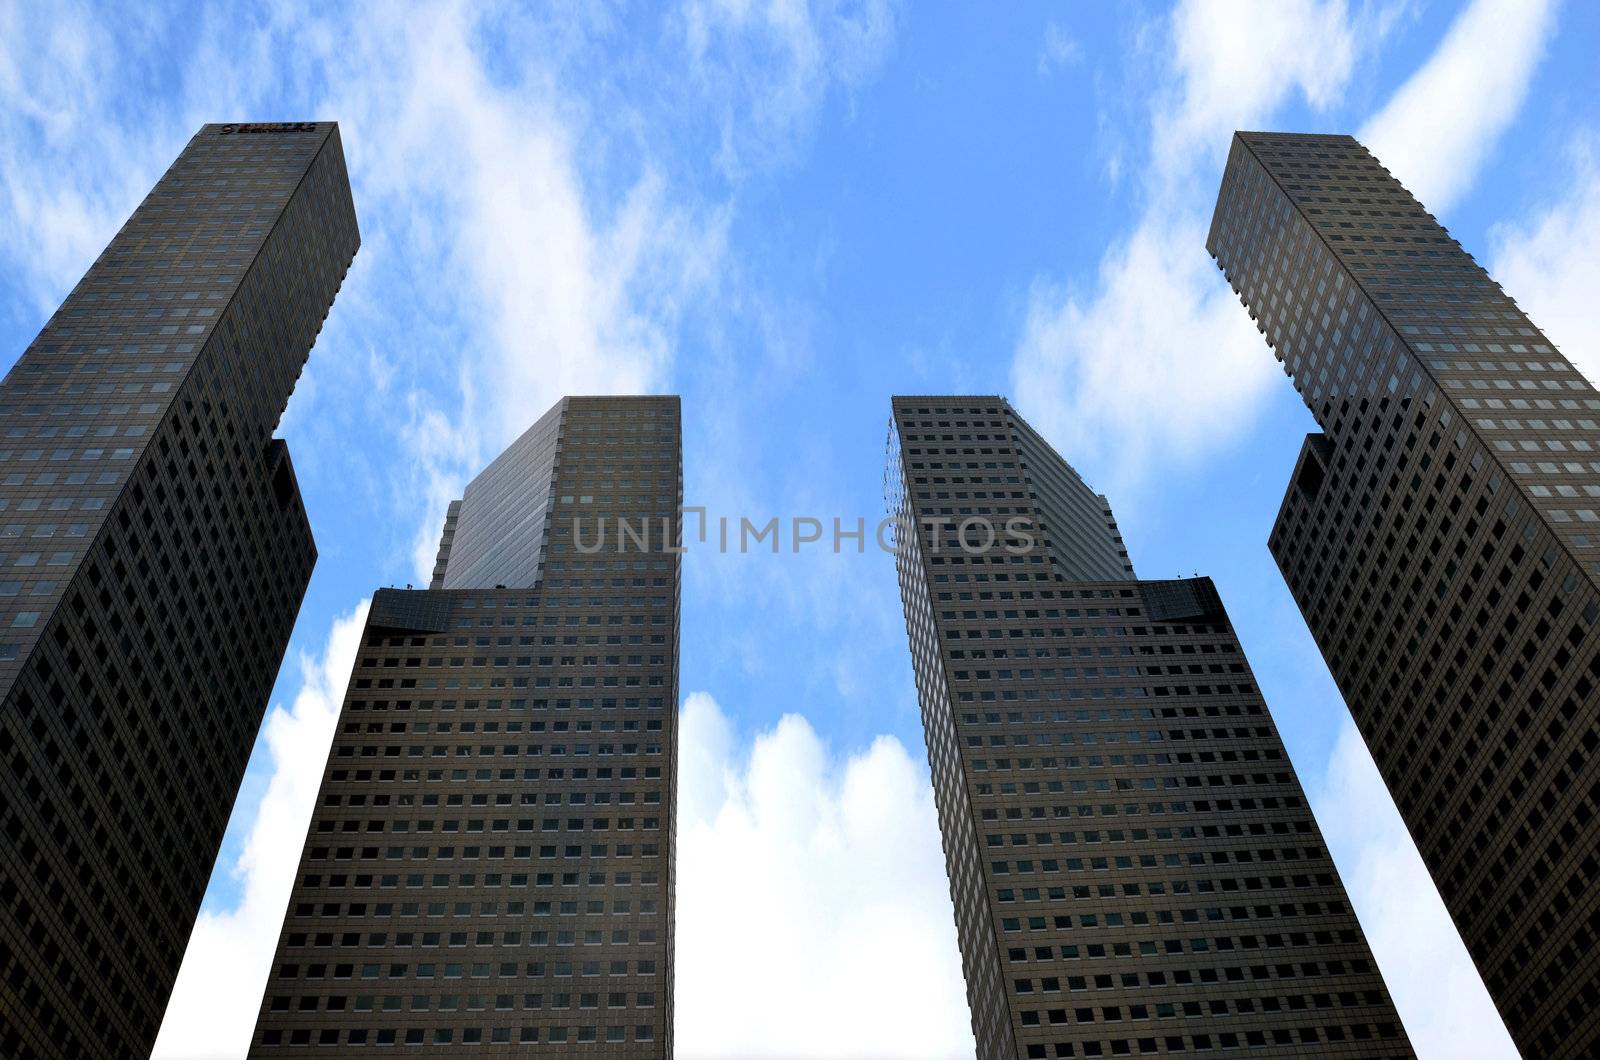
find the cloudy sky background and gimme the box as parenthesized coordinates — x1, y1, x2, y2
(3, 1, 1598, 1056)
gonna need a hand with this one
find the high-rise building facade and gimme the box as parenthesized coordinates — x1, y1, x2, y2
(1208, 131, 1600, 1058)
(888, 396, 1410, 1059)
(251, 395, 681, 1054)
(0, 122, 357, 1059)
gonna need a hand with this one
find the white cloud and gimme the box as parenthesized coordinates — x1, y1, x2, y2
(326, 8, 723, 440)
(1013, 213, 1280, 489)
(1013, 0, 1366, 492)
(1311, 722, 1518, 1058)
(1037, 20, 1083, 78)
(675, 692, 972, 1059)
(1012, 0, 1558, 495)
(1154, 0, 1357, 184)
(1490, 135, 1600, 381)
(280, 3, 730, 583)
(0, 3, 182, 309)
(152, 600, 370, 1060)
(1360, 0, 1557, 215)
(680, 0, 898, 178)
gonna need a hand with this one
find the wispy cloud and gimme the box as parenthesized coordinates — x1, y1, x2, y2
(0, 3, 192, 311)
(675, 693, 972, 1059)
(275, 2, 732, 582)
(1361, 0, 1559, 215)
(2, 0, 871, 585)
(1012, 0, 1370, 494)
(1491, 132, 1600, 380)
(1152, 0, 1358, 186)
(1012, 213, 1272, 490)
(1010, 0, 1560, 492)
(680, 0, 898, 178)
(1037, 20, 1083, 78)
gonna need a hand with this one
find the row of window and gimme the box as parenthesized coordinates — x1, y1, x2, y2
(270, 991, 655, 1013)
(302, 843, 662, 862)
(277, 959, 658, 981)
(260, 1024, 655, 1046)
(1017, 1021, 1400, 1058)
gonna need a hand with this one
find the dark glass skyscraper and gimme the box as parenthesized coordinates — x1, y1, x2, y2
(0, 122, 357, 1059)
(251, 395, 681, 1054)
(888, 396, 1409, 1059)
(1208, 130, 1600, 1058)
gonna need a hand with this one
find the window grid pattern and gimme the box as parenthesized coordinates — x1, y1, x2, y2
(889, 396, 1409, 1059)
(1209, 131, 1600, 1058)
(251, 396, 681, 1055)
(439, 400, 565, 591)
(0, 122, 358, 1059)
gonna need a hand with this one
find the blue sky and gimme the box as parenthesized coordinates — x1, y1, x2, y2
(3, 1, 1598, 1057)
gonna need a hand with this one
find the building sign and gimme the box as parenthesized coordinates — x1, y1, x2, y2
(217, 122, 317, 135)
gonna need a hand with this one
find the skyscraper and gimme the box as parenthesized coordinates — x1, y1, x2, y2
(888, 396, 1410, 1059)
(0, 122, 357, 1059)
(250, 395, 681, 1054)
(1208, 130, 1600, 1058)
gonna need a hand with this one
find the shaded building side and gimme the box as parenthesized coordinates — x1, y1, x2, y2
(251, 396, 681, 1055)
(0, 121, 357, 1059)
(889, 396, 1410, 1059)
(1209, 130, 1600, 1057)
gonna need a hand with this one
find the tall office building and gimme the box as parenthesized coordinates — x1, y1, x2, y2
(251, 395, 681, 1054)
(0, 122, 357, 1058)
(1208, 131, 1600, 1058)
(888, 396, 1410, 1059)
